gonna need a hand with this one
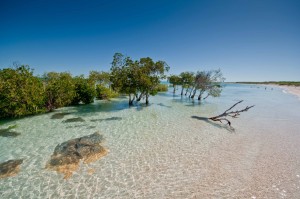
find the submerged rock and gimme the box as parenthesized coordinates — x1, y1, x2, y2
(90, 117, 122, 122)
(45, 132, 107, 179)
(0, 125, 21, 137)
(157, 103, 172, 108)
(0, 159, 23, 179)
(51, 112, 71, 119)
(62, 117, 85, 123)
(105, 117, 122, 121)
(65, 124, 87, 129)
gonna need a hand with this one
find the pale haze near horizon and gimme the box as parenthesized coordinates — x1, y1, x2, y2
(0, 0, 299, 82)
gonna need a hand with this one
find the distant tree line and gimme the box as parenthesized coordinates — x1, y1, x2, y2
(0, 53, 169, 119)
(168, 69, 225, 101)
(237, 81, 300, 86)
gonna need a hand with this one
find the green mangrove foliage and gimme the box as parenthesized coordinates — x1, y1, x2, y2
(110, 53, 169, 105)
(0, 53, 169, 118)
(179, 72, 194, 95)
(0, 56, 227, 119)
(194, 69, 225, 100)
(88, 71, 111, 86)
(0, 65, 46, 118)
(89, 71, 118, 100)
(156, 84, 168, 92)
(95, 84, 118, 100)
(168, 75, 181, 94)
(43, 72, 76, 111)
(0, 67, 118, 118)
(169, 69, 225, 101)
(72, 75, 96, 105)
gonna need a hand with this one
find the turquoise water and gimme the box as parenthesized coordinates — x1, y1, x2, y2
(1, 84, 300, 198)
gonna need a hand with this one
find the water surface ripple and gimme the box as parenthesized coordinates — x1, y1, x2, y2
(1, 84, 300, 198)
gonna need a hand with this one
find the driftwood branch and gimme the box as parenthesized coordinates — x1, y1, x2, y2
(209, 100, 254, 126)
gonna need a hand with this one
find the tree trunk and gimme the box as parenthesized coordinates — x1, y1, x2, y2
(47, 101, 55, 112)
(191, 89, 197, 99)
(129, 94, 132, 105)
(129, 94, 135, 106)
(197, 94, 201, 101)
(185, 87, 189, 96)
(136, 92, 144, 102)
(198, 90, 205, 101)
(189, 87, 194, 98)
(173, 85, 176, 94)
(145, 93, 149, 105)
(181, 86, 184, 95)
(204, 93, 210, 100)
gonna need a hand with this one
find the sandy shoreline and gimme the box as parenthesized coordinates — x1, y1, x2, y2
(277, 85, 300, 99)
(252, 83, 300, 99)
(238, 83, 300, 99)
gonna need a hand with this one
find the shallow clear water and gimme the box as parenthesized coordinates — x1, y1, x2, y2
(1, 84, 300, 198)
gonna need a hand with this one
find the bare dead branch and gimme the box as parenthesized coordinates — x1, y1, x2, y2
(209, 100, 254, 126)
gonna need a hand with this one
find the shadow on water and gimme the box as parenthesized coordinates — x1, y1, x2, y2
(191, 116, 235, 133)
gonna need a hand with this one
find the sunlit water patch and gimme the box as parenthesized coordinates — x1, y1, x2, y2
(1, 84, 300, 198)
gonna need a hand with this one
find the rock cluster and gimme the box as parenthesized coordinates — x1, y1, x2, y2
(45, 132, 107, 179)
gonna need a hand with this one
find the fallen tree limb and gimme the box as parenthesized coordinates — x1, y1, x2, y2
(209, 100, 254, 126)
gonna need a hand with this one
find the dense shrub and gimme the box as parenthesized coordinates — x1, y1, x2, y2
(96, 84, 118, 100)
(72, 76, 96, 104)
(44, 72, 76, 111)
(0, 66, 46, 118)
(156, 84, 168, 92)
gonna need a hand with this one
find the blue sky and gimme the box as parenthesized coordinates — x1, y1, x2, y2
(1, 0, 299, 81)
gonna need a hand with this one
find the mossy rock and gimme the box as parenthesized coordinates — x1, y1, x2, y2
(0, 159, 23, 179)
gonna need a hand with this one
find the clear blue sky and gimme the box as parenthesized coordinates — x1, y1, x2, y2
(1, 0, 299, 81)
